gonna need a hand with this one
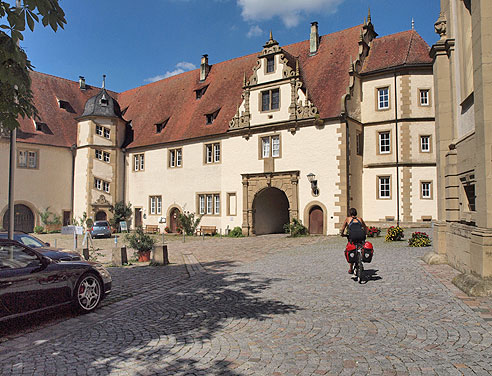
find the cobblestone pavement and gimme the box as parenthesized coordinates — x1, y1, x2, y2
(1, 232, 491, 375)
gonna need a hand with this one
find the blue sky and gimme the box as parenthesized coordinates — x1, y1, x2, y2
(21, 0, 440, 93)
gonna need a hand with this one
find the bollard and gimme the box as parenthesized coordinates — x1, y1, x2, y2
(220, 228, 222, 239)
(82, 248, 89, 261)
(183, 232, 185, 243)
(153, 245, 169, 265)
(112, 246, 128, 266)
(162, 233, 165, 245)
(54, 239, 57, 248)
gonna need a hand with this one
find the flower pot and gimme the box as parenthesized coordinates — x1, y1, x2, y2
(138, 251, 151, 262)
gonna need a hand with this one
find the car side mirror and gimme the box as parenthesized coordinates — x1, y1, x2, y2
(45, 242, 51, 247)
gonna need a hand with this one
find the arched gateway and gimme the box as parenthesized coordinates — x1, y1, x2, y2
(241, 171, 299, 236)
(2, 204, 35, 233)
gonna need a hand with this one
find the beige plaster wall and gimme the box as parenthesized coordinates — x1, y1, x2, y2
(256, 54, 285, 83)
(410, 167, 438, 220)
(361, 75, 396, 124)
(362, 167, 398, 221)
(73, 148, 89, 219)
(0, 141, 72, 227)
(363, 123, 396, 165)
(249, 82, 292, 126)
(409, 72, 435, 119)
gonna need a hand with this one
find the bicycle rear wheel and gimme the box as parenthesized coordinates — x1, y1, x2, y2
(357, 254, 364, 283)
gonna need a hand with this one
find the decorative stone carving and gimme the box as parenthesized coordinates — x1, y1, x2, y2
(93, 194, 111, 207)
(434, 12, 447, 40)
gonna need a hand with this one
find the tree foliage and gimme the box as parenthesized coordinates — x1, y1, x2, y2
(177, 211, 203, 236)
(109, 201, 133, 230)
(0, 1, 66, 130)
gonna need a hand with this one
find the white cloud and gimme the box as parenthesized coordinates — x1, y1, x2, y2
(237, 0, 344, 28)
(144, 61, 197, 82)
(246, 25, 263, 38)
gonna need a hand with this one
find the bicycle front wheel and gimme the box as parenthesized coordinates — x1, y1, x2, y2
(357, 257, 364, 283)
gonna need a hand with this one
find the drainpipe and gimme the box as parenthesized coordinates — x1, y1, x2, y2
(70, 144, 76, 223)
(345, 118, 351, 215)
(394, 70, 400, 226)
(122, 148, 126, 203)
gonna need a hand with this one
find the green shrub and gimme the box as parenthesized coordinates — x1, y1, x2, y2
(125, 227, 156, 253)
(40, 207, 61, 226)
(177, 211, 202, 236)
(408, 231, 432, 247)
(385, 226, 404, 241)
(34, 225, 44, 234)
(228, 226, 244, 237)
(109, 201, 132, 231)
(284, 218, 309, 237)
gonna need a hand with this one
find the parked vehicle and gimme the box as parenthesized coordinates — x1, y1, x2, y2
(90, 221, 112, 238)
(0, 232, 81, 261)
(0, 239, 111, 321)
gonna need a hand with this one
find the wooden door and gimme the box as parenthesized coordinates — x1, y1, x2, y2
(309, 206, 323, 235)
(169, 208, 180, 233)
(134, 208, 142, 228)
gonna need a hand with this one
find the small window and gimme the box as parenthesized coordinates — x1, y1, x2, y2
(260, 134, 281, 159)
(156, 119, 169, 133)
(214, 194, 220, 215)
(57, 99, 74, 112)
(463, 184, 476, 211)
(96, 125, 103, 136)
(227, 192, 237, 216)
(421, 181, 432, 199)
(149, 196, 162, 215)
(169, 148, 182, 168)
(261, 88, 280, 111)
(419, 89, 430, 106)
(94, 178, 110, 193)
(206, 109, 220, 125)
(94, 178, 102, 190)
(199, 195, 205, 215)
(195, 85, 208, 99)
(378, 87, 389, 110)
(378, 176, 391, 199)
(17, 149, 38, 169)
(198, 193, 220, 216)
(104, 128, 110, 139)
(103, 152, 110, 163)
(34, 121, 50, 133)
(379, 131, 391, 154)
(95, 150, 103, 160)
(420, 135, 431, 153)
(266, 56, 275, 73)
(134, 154, 144, 171)
(102, 181, 110, 193)
(356, 131, 363, 156)
(204, 142, 221, 164)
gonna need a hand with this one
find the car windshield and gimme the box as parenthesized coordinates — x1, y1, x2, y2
(94, 221, 109, 227)
(0, 233, 47, 248)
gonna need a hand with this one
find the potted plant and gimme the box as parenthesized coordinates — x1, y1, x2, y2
(125, 227, 156, 262)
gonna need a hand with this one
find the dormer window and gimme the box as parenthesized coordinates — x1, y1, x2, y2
(57, 99, 73, 112)
(261, 88, 280, 111)
(99, 94, 109, 107)
(266, 56, 275, 73)
(34, 121, 49, 133)
(195, 85, 208, 99)
(156, 119, 169, 133)
(206, 109, 220, 125)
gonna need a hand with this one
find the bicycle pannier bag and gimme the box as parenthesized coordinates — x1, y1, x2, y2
(345, 242, 357, 263)
(348, 218, 366, 242)
(363, 241, 374, 263)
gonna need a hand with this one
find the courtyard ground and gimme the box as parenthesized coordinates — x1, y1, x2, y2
(0, 231, 491, 375)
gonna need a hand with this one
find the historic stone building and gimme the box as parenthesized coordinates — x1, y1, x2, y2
(0, 15, 436, 236)
(431, 0, 492, 279)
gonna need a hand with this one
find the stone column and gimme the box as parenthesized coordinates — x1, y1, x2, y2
(241, 177, 250, 236)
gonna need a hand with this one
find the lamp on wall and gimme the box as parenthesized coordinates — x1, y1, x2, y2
(307, 173, 319, 196)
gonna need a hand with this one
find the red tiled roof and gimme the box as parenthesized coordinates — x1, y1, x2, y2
(118, 25, 363, 149)
(360, 30, 432, 74)
(16, 71, 114, 148)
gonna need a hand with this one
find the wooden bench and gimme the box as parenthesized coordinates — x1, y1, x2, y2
(199, 226, 217, 236)
(145, 225, 160, 234)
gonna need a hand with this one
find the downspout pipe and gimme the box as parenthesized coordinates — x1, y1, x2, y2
(70, 144, 76, 223)
(394, 70, 400, 226)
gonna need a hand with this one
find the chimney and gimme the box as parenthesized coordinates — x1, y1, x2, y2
(200, 54, 210, 81)
(79, 76, 86, 90)
(310, 22, 319, 55)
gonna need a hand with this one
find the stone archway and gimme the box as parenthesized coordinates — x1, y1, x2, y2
(168, 207, 181, 233)
(253, 187, 290, 235)
(95, 211, 107, 221)
(2, 204, 35, 233)
(241, 171, 299, 236)
(303, 201, 328, 235)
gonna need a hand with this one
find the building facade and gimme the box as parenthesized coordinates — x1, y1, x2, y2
(431, 0, 492, 278)
(0, 16, 436, 236)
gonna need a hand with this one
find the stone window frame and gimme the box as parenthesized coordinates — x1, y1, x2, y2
(376, 86, 391, 111)
(258, 133, 282, 160)
(196, 192, 221, 216)
(94, 177, 110, 193)
(377, 175, 392, 200)
(17, 148, 39, 170)
(203, 142, 221, 165)
(420, 180, 433, 200)
(259, 88, 281, 113)
(419, 135, 432, 153)
(418, 88, 431, 107)
(133, 153, 145, 172)
(95, 124, 110, 139)
(265, 55, 275, 74)
(95, 149, 111, 163)
(168, 148, 183, 169)
(226, 192, 237, 216)
(149, 195, 162, 215)
(377, 130, 392, 155)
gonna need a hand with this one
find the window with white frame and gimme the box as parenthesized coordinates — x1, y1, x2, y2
(205, 143, 220, 164)
(94, 178, 110, 193)
(104, 127, 110, 139)
(378, 87, 389, 110)
(95, 149, 102, 160)
(169, 148, 182, 168)
(134, 154, 144, 171)
(261, 135, 280, 158)
(17, 149, 38, 169)
(261, 88, 280, 111)
(378, 176, 391, 199)
(198, 193, 220, 215)
(421, 181, 432, 199)
(419, 89, 430, 106)
(149, 196, 162, 215)
(103, 151, 110, 163)
(420, 135, 431, 153)
(102, 181, 110, 193)
(94, 178, 102, 190)
(95, 124, 110, 139)
(378, 131, 391, 154)
(266, 56, 275, 73)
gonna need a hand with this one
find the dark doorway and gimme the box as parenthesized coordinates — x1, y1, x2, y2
(95, 211, 107, 221)
(169, 207, 181, 233)
(2, 204, 35, 233)
(253, 187, 290, 235)
(63, 211, 71, 226)
(134, 208, 142, 228)
(308, 206, 323, 235)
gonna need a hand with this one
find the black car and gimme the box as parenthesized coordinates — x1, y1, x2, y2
(0, 232, 82, 261)
(0, 239, 111, 321)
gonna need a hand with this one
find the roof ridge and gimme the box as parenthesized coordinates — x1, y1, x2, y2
(403, 30, 415, 65)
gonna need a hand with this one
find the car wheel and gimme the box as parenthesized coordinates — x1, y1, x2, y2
(74, 273, 102, 313)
